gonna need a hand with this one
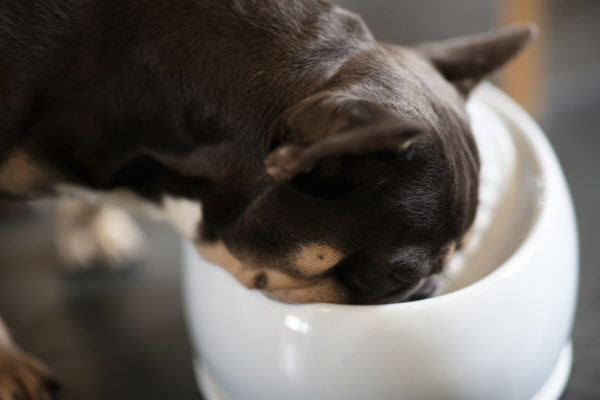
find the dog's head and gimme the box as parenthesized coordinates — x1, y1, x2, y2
(198, 24, 536, 304)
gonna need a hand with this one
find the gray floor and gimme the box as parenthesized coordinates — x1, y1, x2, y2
(1, 1, 599, 399)
(541, 2, 600, 399)
(0, 211, 197, 400)
(544, 103, 600, 400)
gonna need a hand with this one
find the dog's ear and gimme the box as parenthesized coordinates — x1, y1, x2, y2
(265, 94, 426, 181)
(417, 23, 538, 95)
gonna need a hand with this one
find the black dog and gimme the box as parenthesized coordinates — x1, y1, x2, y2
(0, 0, 534, 397)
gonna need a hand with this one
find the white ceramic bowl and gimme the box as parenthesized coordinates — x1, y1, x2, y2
(183, 84, 579, 400)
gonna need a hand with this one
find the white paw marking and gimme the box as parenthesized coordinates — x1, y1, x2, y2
(90, 206, 146, 267)
(54, 186, 202, 269)
(56, 200, 146, 269)
(56, 185, 202, 239)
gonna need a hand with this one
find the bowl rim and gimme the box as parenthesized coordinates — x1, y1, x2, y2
(236, 83, 565, 312)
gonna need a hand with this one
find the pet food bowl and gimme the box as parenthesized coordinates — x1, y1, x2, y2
(182, 83, 578, 400)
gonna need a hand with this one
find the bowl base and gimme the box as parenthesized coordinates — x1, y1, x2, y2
(193, 341, 573, 400)
(531, 340, 573, 400)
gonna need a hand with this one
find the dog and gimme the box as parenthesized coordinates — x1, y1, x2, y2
(0, 0, 535, 397)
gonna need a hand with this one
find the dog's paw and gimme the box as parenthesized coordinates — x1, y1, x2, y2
(88, 206, 147, 268)
(0, 350, 60, 400)
(56, 203, 146, 270)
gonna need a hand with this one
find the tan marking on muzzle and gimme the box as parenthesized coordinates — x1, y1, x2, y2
(293, 243, 342, 276)
(263, 278, 349, 304)
(0, 151, 51, 196)
(195, 241, 347, 303)
(196, 241, 249, 285)
(195, 241, 309, 289)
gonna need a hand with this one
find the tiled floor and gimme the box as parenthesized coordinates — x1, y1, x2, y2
(1, 1, 598, 399)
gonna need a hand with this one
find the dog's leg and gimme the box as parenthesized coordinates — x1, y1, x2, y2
(55, 197, 146, 270)
(0, 317, 59, 400)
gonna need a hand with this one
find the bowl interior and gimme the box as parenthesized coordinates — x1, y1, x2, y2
(437, 94, 544, 295)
